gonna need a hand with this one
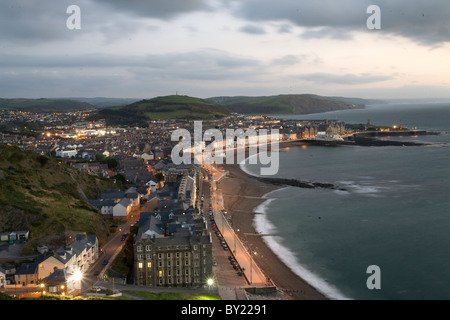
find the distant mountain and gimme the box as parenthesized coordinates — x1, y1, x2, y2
(63, 97, 141, 109)
(205, 94, 377, 115)
(0, 94, 383, 120)
(89, 95, 231, 126)
(0, 98, 94, 113)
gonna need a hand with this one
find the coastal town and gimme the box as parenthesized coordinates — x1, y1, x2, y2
(0, 106, 420, 300)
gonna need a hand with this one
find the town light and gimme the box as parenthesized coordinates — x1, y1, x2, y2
(207, 278, 214, 287)
(73, 270, 83, 282)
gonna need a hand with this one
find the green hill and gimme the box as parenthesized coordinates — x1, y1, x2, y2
(205, 94, 370, 115)
(0, 98, 94, 113)
(89, 95, 231, 126)
(0, 144, 117, 254)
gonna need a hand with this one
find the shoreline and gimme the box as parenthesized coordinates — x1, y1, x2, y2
(218, 160, 329, 300)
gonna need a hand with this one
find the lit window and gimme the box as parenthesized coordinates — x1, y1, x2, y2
(138, 262, 143, 269)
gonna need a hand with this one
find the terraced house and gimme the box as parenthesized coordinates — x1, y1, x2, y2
(134, 212, 213, 287)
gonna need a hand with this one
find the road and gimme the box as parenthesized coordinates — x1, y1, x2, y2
(80, 206, 142, 293)
(198, 170, 247, 299)
(203, 163, 269, 287)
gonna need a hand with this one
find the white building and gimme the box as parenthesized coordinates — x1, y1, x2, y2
(56, 149, 78, 158)
(113, 198, 132, 218)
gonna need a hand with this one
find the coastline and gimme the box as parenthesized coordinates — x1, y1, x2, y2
(218, 160, 329, 300)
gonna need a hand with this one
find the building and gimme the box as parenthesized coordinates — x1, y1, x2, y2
(133, 212, 213, 287)
(55, 149, 78, 158)
(134, 235, 213, 287)
(113, 198, 132, 217)
(40, 268, 81, 296)
(35, 234, 99, 281)
(14, 263, 38, 286)
(0, 267, 6, 289)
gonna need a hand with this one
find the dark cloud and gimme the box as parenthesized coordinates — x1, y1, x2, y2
(0, 49, 264, 98)
(0, 0, 77, 45)
(271, 55, 302, 66)
(231, 0, 450, 45)
(239, 25, 266, 35)
(135, 49, 262, 80)
(298, 73, 394, 85)
(276, 24, 293, 34)
(0, 0, 160, 45)
(93, 0, 213, 19)
(300, 27, 354, 40)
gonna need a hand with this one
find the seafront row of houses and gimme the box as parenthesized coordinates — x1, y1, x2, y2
(0, 116, 348, 164)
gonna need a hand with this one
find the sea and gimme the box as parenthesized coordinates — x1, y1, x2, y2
(240, 102, 450, 300)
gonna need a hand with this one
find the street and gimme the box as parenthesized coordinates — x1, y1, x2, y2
(81, 206, 142, 293)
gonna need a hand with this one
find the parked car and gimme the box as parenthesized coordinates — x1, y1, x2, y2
(102, 259, 108, 265)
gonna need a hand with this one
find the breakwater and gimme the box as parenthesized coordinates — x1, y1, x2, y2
(255, 177, 347, 191)
(345, 130, 439, 146)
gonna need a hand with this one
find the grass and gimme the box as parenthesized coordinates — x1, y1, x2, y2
(0, 144, 116, 253)
(124, 290, 220, 300)
(1, 291, 220, 301)
(19, 293, 133, 300)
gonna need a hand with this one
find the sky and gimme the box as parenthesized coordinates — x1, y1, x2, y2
(1, 0, 450, 100)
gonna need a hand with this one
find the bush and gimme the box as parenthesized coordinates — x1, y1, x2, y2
(38, 155, 49, 166)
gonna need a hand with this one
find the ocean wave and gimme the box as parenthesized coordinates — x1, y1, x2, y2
(253, 193, 351, 300)
(333, 189, 351, 196)
(338, 181, 386, 196)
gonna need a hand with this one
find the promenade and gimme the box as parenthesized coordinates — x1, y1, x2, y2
(207, 164, 270, 287)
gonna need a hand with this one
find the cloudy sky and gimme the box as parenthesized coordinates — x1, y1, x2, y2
(1, 0, 450, 100)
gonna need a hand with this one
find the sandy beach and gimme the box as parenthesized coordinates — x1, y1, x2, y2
(218, 161, 328, 300)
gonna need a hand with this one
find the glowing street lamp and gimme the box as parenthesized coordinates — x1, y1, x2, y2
(72, 271, 83, 282)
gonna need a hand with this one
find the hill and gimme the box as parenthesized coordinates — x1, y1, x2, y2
(63, 97, 140, 109)
(205, 94, 373, 115)
(0, 144, 118, 255)
(89, 95, 231, 126)
(0, 98, 94, 113)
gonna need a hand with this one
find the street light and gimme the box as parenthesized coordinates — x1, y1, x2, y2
(72, 271, 83, 282)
